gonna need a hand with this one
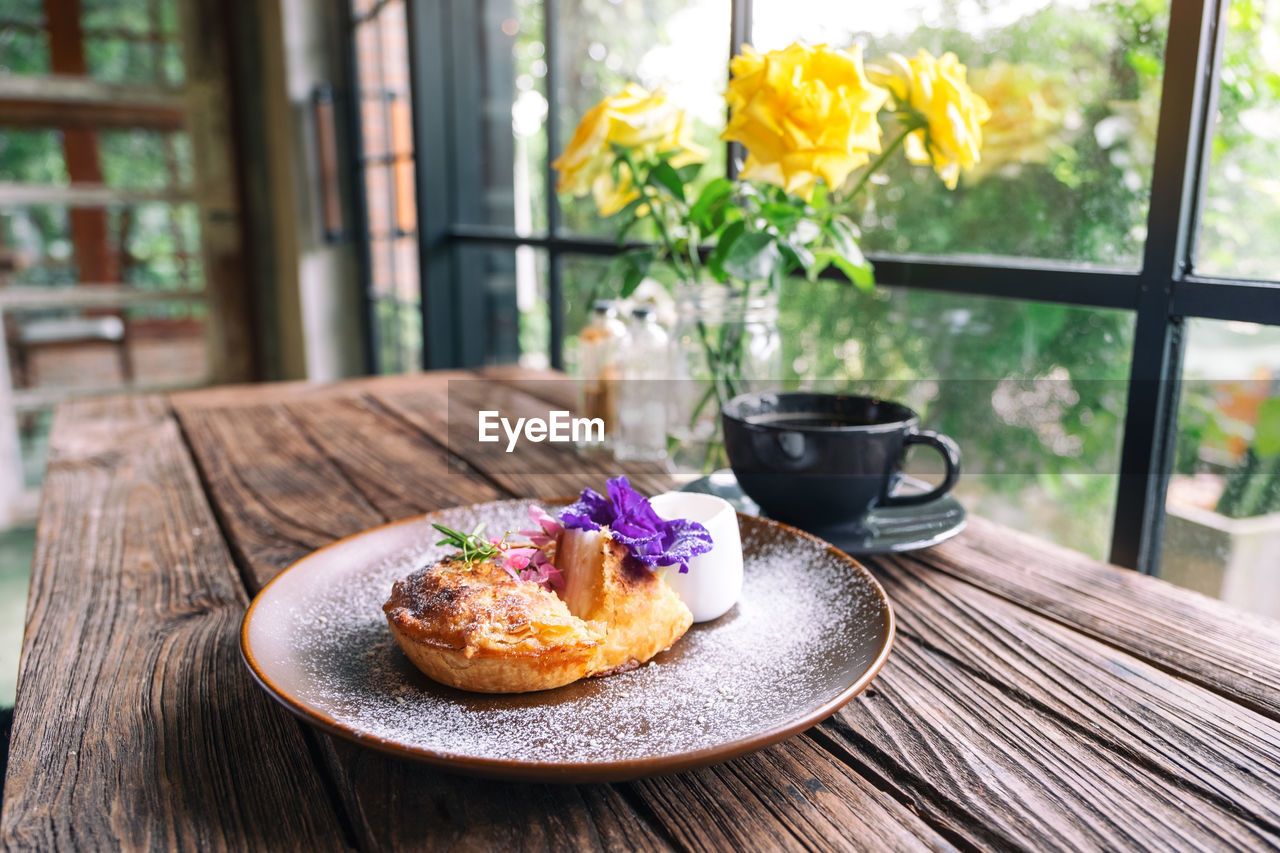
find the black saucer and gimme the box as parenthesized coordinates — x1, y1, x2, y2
(679, 469, 967, 555)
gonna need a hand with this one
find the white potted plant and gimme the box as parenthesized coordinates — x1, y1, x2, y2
(1163, 391, 1280, 617)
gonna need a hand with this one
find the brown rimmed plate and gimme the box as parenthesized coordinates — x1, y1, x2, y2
(241, 499, 894, 782)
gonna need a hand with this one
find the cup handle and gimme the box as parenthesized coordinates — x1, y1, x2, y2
(879, 430, 961, 508)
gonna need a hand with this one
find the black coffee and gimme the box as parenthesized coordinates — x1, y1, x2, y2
(723, 391, 961, 530)
(744, 412, 885, 428)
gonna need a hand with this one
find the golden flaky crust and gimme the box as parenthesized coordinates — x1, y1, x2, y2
(383, 558, 605, 693)
(383, 529, 693, 693)
(557, 529, 693, 675)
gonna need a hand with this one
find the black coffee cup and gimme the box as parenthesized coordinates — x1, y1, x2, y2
(721, 392, 961, 534)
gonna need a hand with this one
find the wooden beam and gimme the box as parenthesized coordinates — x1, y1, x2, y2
(0, 97, 185, 130)
(0, 285, 205, 311)
(0, 74, 186, 131)
(0, 73, 185, 105)
(0, 182, 194, 205)
(43, 0, 114, 283)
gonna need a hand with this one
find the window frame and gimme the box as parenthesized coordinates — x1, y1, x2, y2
(352, 0, 1280, 574)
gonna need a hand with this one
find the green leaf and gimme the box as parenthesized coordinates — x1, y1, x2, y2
(722, 230, 782, 281)
(689, 177, 733, 231)
(707, 219, 746, 282)
(650, 161, 685, 200)
(814, 247, 875, 290)
(611, 196, 647, 242)
(806, 252, 834, 282)
(606, 247, 657, 298)
(827, 215, 862, 259)
(778, 238, 815, 275)
(760, 202, 802, 231)
(1255, 398, 1280, 458)
(824, 250, 875, 290)
(676, 163, 702, 184)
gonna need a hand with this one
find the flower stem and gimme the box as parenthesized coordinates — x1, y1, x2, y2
(846, 119, 921, 201)
(617, 149, 698, 284)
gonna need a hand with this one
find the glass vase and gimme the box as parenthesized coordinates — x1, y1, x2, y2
(668, 282, 781, 474)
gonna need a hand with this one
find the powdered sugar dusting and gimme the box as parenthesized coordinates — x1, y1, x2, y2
(249, 500, 891, 769)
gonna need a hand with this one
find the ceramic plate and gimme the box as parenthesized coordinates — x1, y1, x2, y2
(241, 499, 894, 782)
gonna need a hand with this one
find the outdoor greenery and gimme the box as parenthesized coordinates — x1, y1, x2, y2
(4, 0, 1278, 565)
(513, 0, 1280, 559)
(0, 16, 200, 311)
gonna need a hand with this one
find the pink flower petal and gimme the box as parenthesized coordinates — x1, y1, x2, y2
(528, 505, 564, 537)
(519, 562, 564, 591)
(504, 553, 531, 571)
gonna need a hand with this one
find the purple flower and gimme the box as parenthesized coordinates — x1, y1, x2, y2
(557, 476, 713, 573)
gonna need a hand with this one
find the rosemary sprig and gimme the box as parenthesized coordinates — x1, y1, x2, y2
(432, 522, 503, 565)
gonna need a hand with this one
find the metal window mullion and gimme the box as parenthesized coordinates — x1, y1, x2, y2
(342, 10, 378, 375)
(1173, 278, 1280, 324)
(1109, 0, 1224, 572)
(544, 0, 564, 369)
(726, 0, 751, 181)
(449, 0, 488, 367)
(407, 0, 459, 369)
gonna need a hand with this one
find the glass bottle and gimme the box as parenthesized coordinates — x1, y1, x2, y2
(576, 300, 626, 449)
(614, 305, 670, 463)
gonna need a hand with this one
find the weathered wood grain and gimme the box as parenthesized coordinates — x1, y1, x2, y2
(0, 396, 348, 851)
(285, 393, 502, 522)
(175, 389, 957, 852)
(815, 552, 1280, 851)
(320, 740, 673, 853)
(920, 516, 1280, 719)
(20, 371, 1280, 852)
(171, 394, 667, 852)
(630, 733, 956, 852)
(174, 401, 386, 580)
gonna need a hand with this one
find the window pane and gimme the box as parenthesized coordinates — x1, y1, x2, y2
(1195, 0, 1280, 279)
(553, 255, 1133, 559)
(456, 245, 535, 365)
(0, 129, 67, 185)
(370, 298, 422, 374)
(100, 130, 190, 191)
(82, 0, 156, 33)
(352, 0, 421, 374)
(451, 0, 548, 233)
(2, 0, 44, 23)
(85, 37, 158, 85)
(750, 1, 1168, 267)
(0, 205, 76, 285)
(778, 283, 1134, 560)
(117, 201, 202, 289)
(0, 24, 50, 74)
(1165, 318, 1280, 619)
(552, 0, 729, 237)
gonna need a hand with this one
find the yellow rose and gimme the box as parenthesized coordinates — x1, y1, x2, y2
(721, 43, 889, 201)
(874, 49, 991, 189)
(967, 62, 1070, 181)
(553, 83, 706, 216)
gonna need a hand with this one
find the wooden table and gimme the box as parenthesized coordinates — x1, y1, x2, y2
(4, 368, 1280, 851)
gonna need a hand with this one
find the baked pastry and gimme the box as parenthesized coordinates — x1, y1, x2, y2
(383, 477, 712, 693)
(383, 556, 606, 693)
(557, 528, 692, 675)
